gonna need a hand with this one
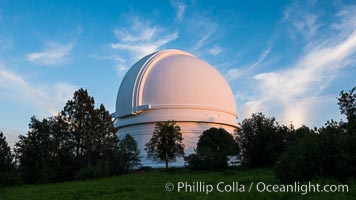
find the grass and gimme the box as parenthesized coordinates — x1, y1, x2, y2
(0, 168, 355, 200)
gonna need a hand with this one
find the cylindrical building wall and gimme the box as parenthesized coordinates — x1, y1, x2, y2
(117, 122, 237, 167)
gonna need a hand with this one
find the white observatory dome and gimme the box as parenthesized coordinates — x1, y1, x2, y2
(114, 49, 238, 167)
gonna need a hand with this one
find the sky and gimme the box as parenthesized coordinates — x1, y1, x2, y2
(1, 0, 355, 147)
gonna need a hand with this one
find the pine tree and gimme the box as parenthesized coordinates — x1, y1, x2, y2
(0, 131, 13, 173)
(61, 88, 96, 166)
(15, 88, 119, 183)
(0, 131, 16, 186)
(60, 88, 118, 174)
(93, 104, 118, 162)
(15, 117, 53, 183)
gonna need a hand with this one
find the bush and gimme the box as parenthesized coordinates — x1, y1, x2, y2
(138, 166, 152, 171)
(275, 121, 356, 183)
(275, 134, 321, 183)
(0, 171, 19, 187)
(108, 151, 127, 175)
(184, 154, 202, 169)
(239, 113, 287, 167)
(186, 128, 239, 170)
(75, 161, 110, 180)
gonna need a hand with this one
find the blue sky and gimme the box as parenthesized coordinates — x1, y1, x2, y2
(1, 0, 356, 146)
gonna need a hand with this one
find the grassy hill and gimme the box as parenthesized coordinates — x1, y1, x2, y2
(1, 168, 355, 200)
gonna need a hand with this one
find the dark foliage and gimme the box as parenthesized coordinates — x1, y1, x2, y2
(0, 131, 17, 186)
(239, 113, 289, 167)
(60, 89, 118, 169)
(15, 116, 73, 183)
(145, 121, 184, 169)
(14, 88, 121, 183)
(338, 86, 356, 134)
(185, 128, 239, 170)
(276, 86, 356, 183)
(276, 120, 355, 183)
(118, 134, 141, 172)
(275, 133, 320, 183)
(75, 160, 110, 180)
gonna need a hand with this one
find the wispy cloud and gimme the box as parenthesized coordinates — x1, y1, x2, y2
(0, 65, 77, 116)
(114, 23, 156, 43)
(0, 65, 76, 148)
(241, 7, 356, 127)
(331, 5, 356, 34)
(111, 18, 178, 60)
(115, 64, 129, 75)
(193, 28, 216, 50)
(226, 46, 271, 81)
(208, 45, 223, 56)
(111, 34, 178, 59)
(191, 17, 217, 50)
(283, 1, 319, 40)
(110, 16, 178, 74)
(171, 0, 186, 21)
(26, 42, 74, 66)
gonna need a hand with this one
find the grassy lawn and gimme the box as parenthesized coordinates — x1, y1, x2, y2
(1, 168, 355, 200)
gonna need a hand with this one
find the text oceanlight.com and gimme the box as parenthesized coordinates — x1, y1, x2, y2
(164, 181, 348, 195)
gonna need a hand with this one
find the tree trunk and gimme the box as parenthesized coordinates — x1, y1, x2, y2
(165, 160, 168, 169)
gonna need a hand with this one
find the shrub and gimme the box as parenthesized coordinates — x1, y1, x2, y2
(275, 121, 356, 183)
(186, 128, 239, 170)
(239, 113, 287, 167)
(75, 161, 110, 180)
(275, 134, 321, 183)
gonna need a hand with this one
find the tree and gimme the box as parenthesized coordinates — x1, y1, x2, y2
(0, 131, 16, 186)
(15, 88, 119, 183)
(61, 88, 96, 164)
(276, 85, 356, 183)
(15, 117, 55, 183)
(0, 131, 14, 173)
(145, 121, 184, 169)
(239, 113, 287, 167)
(317, 120, 353, 180)
(48, 115, 76, 181)
(276, 120, 354, 183)
(87, 104, 118, 166)
(336, 86, 356, 177)
(119, 134, 141, 171)
(186, 128, 239, 169)
(60, 89, 118, 170)
(60, 89, 119, 179)
(250, 87, 356, 182)
(275, 133, 321, 183)
(338, 86, 356, 134)
(284, 125, 315, 147)
(338, 86, 356, 122)
(14, 116, 75, 183)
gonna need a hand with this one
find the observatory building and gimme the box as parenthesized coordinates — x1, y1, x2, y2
(113, 49, 238, 167)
